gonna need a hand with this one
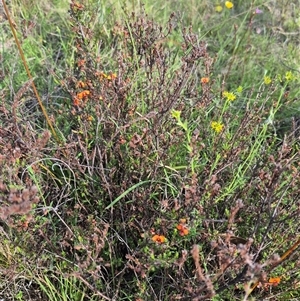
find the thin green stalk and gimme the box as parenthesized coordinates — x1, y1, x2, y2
(2, 0, 62, 145)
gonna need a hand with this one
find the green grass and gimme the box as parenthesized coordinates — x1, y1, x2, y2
(0, 0, 300, 300)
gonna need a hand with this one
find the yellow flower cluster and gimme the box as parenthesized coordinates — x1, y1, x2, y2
(216, 1, 234, 12)
(223, 91, 236, 101)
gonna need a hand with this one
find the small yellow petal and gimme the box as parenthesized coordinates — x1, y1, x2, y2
(285, 71, 295, 81)
(264, 76, 272, 85)
(211, 121, 224, 133)
(215, 5, 223, 12)
(171, 110, 181, 120)
(236, 86, 243, 93)
(225, 1, 234, 9)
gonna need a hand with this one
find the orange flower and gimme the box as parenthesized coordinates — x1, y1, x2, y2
(76, 81, 87, 88)
(201, 77, 210, 84)
(72, 2, 84, 10)
(268, 277, 281, 286)
(259, 276, 281, 289)
(73, 97, 80, 106)
(98, 72, 117, 81)
(176, 223, 189, 236)
(107, 73, 117, 80)
(77, 59, 86, 67)
(152, 234, 166, 243)
(76, 90, 90, 100)
(98, 72, 107, 80)
(87, 115, 93, 122)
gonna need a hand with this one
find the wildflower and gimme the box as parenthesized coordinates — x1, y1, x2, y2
(225, 1, 234, 9)
(176, 223, 189, 236)
(87, 115, 93, 122)
(72, 2, 84, 10)
(76, 90, 90, 100)
(223, 91, 236, 101)
(152, 234, 166, 244)
(285, 71, 295, 81)
(236, 86, 243, 93)
(171, 110, 181, 121)
(260, 276, 281, 289)
(215, 5, 223, 12)
(268, 277, 281, 286)
(77, 59, 86, 68)
(98, 72, 117, 80)
(118, 136, 126, 145)
(264, 75, 272, 85)
(73, 97, 80, 106)
(211, 121, 224, 133)
(255, 8, 263, 14)
(107, 73, 117, 80)
(76, 81, 87, 88)
(171, 110, 188, 131)
(201, 77, 210, 84)
(73, 90, 90, 106)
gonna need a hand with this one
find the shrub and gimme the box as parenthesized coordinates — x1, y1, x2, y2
(0, 1, 300, 300)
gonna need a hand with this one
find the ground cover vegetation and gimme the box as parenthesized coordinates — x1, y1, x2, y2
(0, 0, 300, 300)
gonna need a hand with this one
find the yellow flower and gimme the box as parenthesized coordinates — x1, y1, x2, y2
(171, 110, 181, 121)
(215, 5, 223, 12)
(285, 71, 295, 81)
(223, 91, 236, 101)
(211, 121, 224, 133)
(236, 86, 243, 93)
(225, 1, 234, 9)
(264, 75, 272, 85)
(107, 73, 117, 80)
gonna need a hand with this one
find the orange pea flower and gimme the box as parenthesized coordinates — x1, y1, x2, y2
(259, 276, 281, 289)
(73, 90, 90, 106)
(98, 72, 117, 81)
(72, 2, 84, 10)
(87, 115, 93, 122)
(76, 81, 87, 88)
(107, 73, 117, 80)
(73, 97, 80, 106)
(201, 77, 210, 84)
(77, 59, 86, 67)
(176, 223, 189, 236)
(152, 234, 166, 243)
(268, 277, 281, 286)
(76, 90, 90, 100)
